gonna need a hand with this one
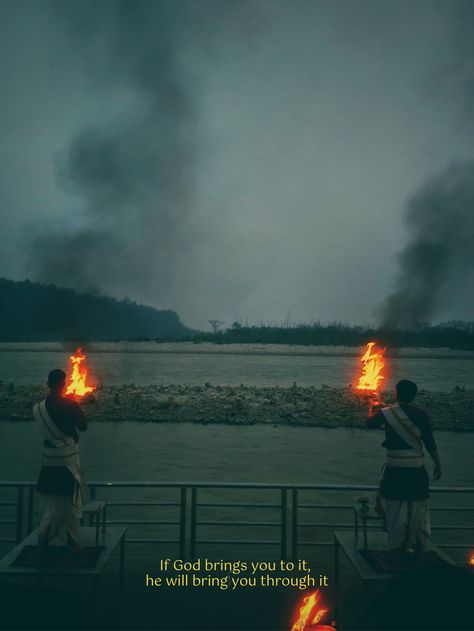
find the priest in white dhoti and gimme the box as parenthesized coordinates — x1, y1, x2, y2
(34, 369, 87, 548)
(367, 379, 442, 559)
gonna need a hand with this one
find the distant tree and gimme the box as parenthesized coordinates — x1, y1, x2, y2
(208, 320, 224, 333)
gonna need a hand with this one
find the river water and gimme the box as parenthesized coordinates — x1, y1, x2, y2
(1, 346, 473, 487)
(1, 421, 473, 487)
(1, 420, 473, 562)
(1, 345, 472, 561)
(0, 345, 473, 390)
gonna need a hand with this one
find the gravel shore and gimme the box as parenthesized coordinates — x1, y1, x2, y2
(1, 383, 473, 431)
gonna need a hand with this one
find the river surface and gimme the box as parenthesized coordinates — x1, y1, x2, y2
(2, 346, 472, 489)
(1, 421, 473, 487)
(1, 345, 473, 560)
(1, 421, 473, 558)
(0, 345, 473, 390)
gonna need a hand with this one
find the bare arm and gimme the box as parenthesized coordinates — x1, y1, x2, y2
(429, 449, 442, 480)
(72, 403, 87, 432)
(366, 408, 384, 429)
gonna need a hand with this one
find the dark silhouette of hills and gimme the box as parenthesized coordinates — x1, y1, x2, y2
(2, 278, 473, 349)
(0, 278, 190, 341)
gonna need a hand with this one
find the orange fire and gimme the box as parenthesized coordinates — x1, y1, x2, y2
(356, 341, 385, 393)
(291, 590, 329, 631)
(65, 348, 95, 397)
(468, 551, 474, 566)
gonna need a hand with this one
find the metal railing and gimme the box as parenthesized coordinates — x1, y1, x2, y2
(1, 481, 473, 559)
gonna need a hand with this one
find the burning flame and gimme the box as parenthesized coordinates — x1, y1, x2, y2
(291, 590, 328, 631)
(65, 348, 95, 398)
(356, 341, 385, 392)
(468, 551, 474, 566)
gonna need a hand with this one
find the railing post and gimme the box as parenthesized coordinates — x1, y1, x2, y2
(89, 485, 96, 526)
(291, 488, 298, 561)
(16, 486, 24, 543)
(280, 488, 288, 560)
(27, 484, 35, 533)
(179, 486, 187, 559)
(190, 487, 197, 560)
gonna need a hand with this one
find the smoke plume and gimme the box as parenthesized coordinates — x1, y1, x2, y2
(27, 1, 250, 304)
(380, 161, 474, 328)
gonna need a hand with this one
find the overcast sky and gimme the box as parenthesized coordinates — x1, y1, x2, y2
(1, 0, 473, 329)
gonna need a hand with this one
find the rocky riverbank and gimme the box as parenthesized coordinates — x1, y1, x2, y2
(1, 383, 473, 431)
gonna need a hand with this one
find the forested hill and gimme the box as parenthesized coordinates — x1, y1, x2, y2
(0, 278, 190, 341)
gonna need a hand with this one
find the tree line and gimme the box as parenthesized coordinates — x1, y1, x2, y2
(1, 278, 473, 349)
(188, 320, 474, 350)
(0, 278, 189, 341)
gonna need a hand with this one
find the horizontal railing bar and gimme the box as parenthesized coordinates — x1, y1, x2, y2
(2, 481, 474, 493)
(0, 520, 16, 525)
(0, 538, 16, 543)
(105, 502, 180, 507)
(299, 541, 474, 549)
(196, 521, 280, 527)
(438, 543, 474, 549)
(87, 483, 474, 493)
(299, 522, 357, 528)
(96, 505, 474, 515)
(126, 539, 180, 544)
(298, 522, 474, 531)
(15, 482, 474, 498)
(195, 540, 280, 545)
(431, 525, 474, 530)
(89, 482, 380, 490)
(198, 503, 281, 508)
(107, 520, 180, 526)
(430, 507, 474, 512)
(123, 537, 474, 550)
(299, 508, 474, 516)
(299, 504, 353, 510)
(327, 520, 474, 529)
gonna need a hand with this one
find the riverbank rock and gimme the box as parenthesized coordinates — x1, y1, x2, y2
(0, 383, 473, 431)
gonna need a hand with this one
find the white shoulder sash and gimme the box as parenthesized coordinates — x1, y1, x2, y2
(381, 404, 422, 451)
(33, 399, 84, 506)
(381, 404, 424, 467)
(33, 399, 73, 446)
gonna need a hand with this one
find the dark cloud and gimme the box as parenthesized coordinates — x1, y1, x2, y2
(380, 162, 474, 327)
(27, 0, 255, 302)
(0, 0, 472, 328)
(451, 0, 474, 122)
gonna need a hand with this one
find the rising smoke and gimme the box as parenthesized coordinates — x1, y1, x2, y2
(380, 161, 474, 328)
(27, 1, 252, 303)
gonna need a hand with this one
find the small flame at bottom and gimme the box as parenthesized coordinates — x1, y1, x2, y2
(291, 590, 329, 631)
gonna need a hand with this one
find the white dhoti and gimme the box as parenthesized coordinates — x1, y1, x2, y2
(384, 498, 431, 549)
(37, 489, 84, 545)
(34, 399, 86, 545)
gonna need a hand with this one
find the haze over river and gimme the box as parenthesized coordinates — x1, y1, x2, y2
(0, 342, 473, 390)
